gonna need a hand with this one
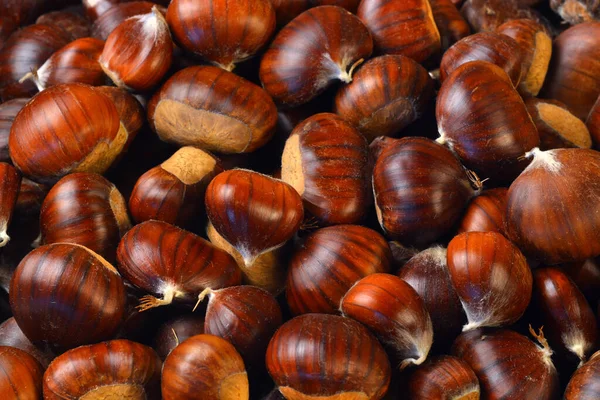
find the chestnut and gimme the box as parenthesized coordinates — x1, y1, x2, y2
(373, 137, 479, 246)
(333, 55, 434, 142)
(398, 246, 466, 348)
(0, 317, 54, 368)
(271, 0, 360, 26)
(0, 18, 17, 50)
(542, 21, 600, 120)
(40, 172, 131, 262)
(117, 220, 242, 311)
(532, 267, 598, 363)
(440, 32, 523, 87)
(551, 0, 600, 25)
(497, 19, 552, 97)
(409, 356, 480, 400)
(36, 11, 91, 42)
(281, 113, 371, 225)
(130, 146, 222, 228)
(506, 148, 600, 264)
(153, 314, 205, 360)
(9, 84, 129, 184)
(525, 98, 592, 150)
(564, 350, 600, 399)
(562, 258, 600, 307)
(429, 0, 471, 51)
(148, 66, 277, 154)
(206, 169, 303, 267)
(357, 0, 441, 63)
(437, 61, 540, 182)
(0, 98, 27, 162)
(95, 85, 145, 146)
(266, 314, 391, 400)
(341, 273, 433, 369)
(43, 339, 161, 399)
(259, 5, 373, 107)
(0, 163, 21, 247)
(287, 225, 391, 315)
(92, 1, 166, 40)
(14, 177, 47, 217)
(458, 188, 508, 235)
(9, 243, 127, 349)
(0, 346, 43, 399)
(587, 95, 600, 149)
(447, 231, 532, 331)
(83, 0, 122, 21)
(167, 0, 275, 71)
(162, 334, 249, 400)
(197, 286, 282, 369)
(452, 328, 559, 399)
(460, 0, 550, 32)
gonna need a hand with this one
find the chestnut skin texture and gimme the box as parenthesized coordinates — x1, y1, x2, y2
(43, 339, 161, 400)
(409, 356, 480, 400)
(458, 188, 508, 235)
(460, 0, 550, 32)
(0, 346, 43, 400)
(0, 318, 54, 368)
(35, 11, 91, 42)
(286, 225, 392, 315)
(92, 1, 166, 40)
(565, 350, 600, 400)
(271, 0, 360, 26)
(153, 314, 205, 360)
(429, 0, 471, 51)
(266, 314, 391, 400)
(0, 98, 28, 163)
(588, 95, 600, 150)
(95, 86, 145, 147)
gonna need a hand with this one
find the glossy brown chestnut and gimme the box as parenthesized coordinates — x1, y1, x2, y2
(9, 243, 127, 349)
(43, 339, 161, 400)
(0, 98, 27, 162)
(14, 177, 47, 217)
(259, 6, 373, 107)
(162, 334, 249, 400)
(100, 6, 172, 91)
(496, 19, 552, 97)
(551, 0, 600, 25)
(460, 0, 550, 32)
(286, 225, 392, 315)
(148, 65, 277, 153)
(0, 163, 20, 247)
(506, 148, 600, 264)
(153, 314, 205, 360)
(130, 147, 222, 227)
(562, 258, 600, 307)
(334, 55, 434, 141)
(453, 328, 559, 399)
(398, 247, 466, 347)
(542, 22, 600, 120)
(36, 11, 91, 41)
(533, 267, 598, 363)
(0, 346, 43, 400)
(373, 137, 478, 246)
(95, 86, 145, 147)
(117, 220, 242, 311)
(9, 84, 129, 184)
(281, 113, 371, 225)
(458, 188, 508, 235)
(409, 356, 480, 400)
(437, 61, 540, 182)
(167, 0, 275, 71)
(21, 37, 105, 92)
(357, 0, 441, 63)
(83, 0, 121, 21)
(92, 1, 166, 40)
(197, 286, 282, 369)
(206, 169, 303, 267)
(447, 231, 532, 331)
(40, 172, 131, 261)
(0, 24, 71, 101)
(564, 350, 600, 399)
(0, 318, 53, 368)
(267, 314, 390, 399)
(525, 98, 591, 150)
(429, 0, 471, 51)
(440, 32, 523, 86)
(341, 273, 433, 369)
(587, 95, 600, 149)
(271, 0, 361, 26)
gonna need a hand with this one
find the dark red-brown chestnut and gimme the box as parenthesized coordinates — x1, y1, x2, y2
(266, 314, 391, 400)
(0, 163, 20, 247)
(153, 314, 205, 360)
(429, 0, 471, 51)
(95, 85, 145, 148)
(564, 350, 600, 400)
(460, 0, 550, 32)
(587, 95, 600, 150)
(0, 98, 28, 162)
(458, 188, 508, 235)
(92, 2, 166, 40)
(0, 346, 43, 399)
(35, 11, 90, 42)
(271, 0, 361, 26)
(409, 356, 480, 400)
(0, 318, 54, 368)
(562, 258, 600, 306)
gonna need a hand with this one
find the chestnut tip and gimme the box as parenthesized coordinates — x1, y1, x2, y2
(0, 230, 9, 247)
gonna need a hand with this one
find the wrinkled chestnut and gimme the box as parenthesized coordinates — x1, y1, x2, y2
(458, 188, 508, 235)
(0, 346, 43, 399)
(409, 356, 480, 400)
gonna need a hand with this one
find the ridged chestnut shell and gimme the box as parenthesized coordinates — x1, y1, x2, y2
(458, 188, 508, 235)
(565, 350, 600, 399)
(0, 346, 43, 399)
(409, 355, 480, 400)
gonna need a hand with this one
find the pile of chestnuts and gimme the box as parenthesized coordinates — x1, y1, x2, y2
(1, 0, 600, 398)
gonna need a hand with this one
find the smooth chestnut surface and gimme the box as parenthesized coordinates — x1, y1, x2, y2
(130, 146, 223, 227)
(533, 267, 598, 362)
(506, 148, 600, 264)
(167, 0, 275, 71)
(271, 0, 360, 25)
(0, 163, 21, 247)
(565, 350, 600, 400)
(0, 317, 53, 368)
(286, 225, 392, 315)
(95, 85, 145, 145)
(117, 220, 242, 310)
(162, 334, 249, 400)
(587, 95, 600, 149)
(334, 55, 434, 142)
(259, 5, 373, 107)
(562, 258, 600, 307)
(447, 232, 532, 331)
(440, 32, 523, 86)
(437, 61, 540, 182)
(43, 339, 161, 400)
(266, 314, 391, 400)
(458, 188, 508, 235)
(153, 314, 205, 360)
(429, 0, 471, 51)
(9, 84, 128, 184)
(281, 113, 371, 225)
(357, 0, 441, 63)
(0, 98, 28, 162)
(92, 1, 165, 40)
(452, 328, 559, 399)
(542, 22, 600, 120)
(409, 355, 480, 400)
(341, 273, 434, 369)
(40, 172, 131, 262)
(148, 65, 277, 154)
(0, 346, 43, 400)
(35, 11, 91, 42)
(9, 243, 127, 349)
(206, 169, 303, 267)
(372, 137, 476, 246)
